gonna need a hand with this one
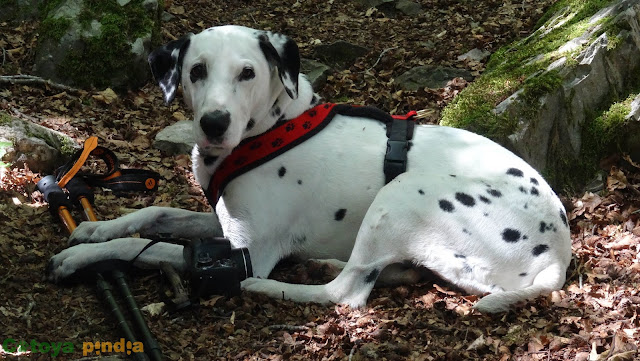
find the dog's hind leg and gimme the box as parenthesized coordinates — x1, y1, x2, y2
(473, 262, 567, 313)
(69, 206, 222, 245)
(242, 179, 417, 306)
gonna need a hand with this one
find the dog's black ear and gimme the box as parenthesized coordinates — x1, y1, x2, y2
(148, 34, 193, 104)
(258, 31, 300, 100)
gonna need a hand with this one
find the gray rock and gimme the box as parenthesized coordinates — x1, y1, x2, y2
(153, 120, 195, 155)
(301, 59, 332, 89)
(395, 66, 473, 90)
(496, 0, 640, 176)
(314, 41, 368, 67)
(0, 115, 79, 173)
(457, 48, 491, 62)
(396, 0, 422, 16)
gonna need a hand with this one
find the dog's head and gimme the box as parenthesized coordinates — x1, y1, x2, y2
(148, 25, 300, 156)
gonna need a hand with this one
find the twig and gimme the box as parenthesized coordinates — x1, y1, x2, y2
(367, 47, 398, 71)
(267, 324, 309, 332)
(348, 345, 356, 361)
(21, 295, 35, 329)
(0, 74, 83, 93)
(1, 47, 6, 68)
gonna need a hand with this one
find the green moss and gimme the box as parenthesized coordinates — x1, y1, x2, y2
(442, 0, 617, 142)
(39, 0, 162, 89)
(40, 16, 71, 42)
(0, 111, 11, 125)
(57, 134, 77, 156)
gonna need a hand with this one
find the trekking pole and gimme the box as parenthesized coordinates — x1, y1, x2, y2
(37, 176, 148, 361)
(67, 177, 163, 361)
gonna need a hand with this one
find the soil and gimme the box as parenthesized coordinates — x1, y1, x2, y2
(1, 0, 639, 360)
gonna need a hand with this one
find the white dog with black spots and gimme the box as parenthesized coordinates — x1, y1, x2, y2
(47, 25, 572, 313)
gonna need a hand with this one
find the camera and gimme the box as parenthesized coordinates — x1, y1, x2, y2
(183, 237, 252, 299)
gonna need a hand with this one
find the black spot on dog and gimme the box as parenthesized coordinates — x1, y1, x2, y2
(502, 228, 521, 243)
(278, 166, 287, 177)
(365, 269, 379, 283)
(439, 199, 455, 213)
(203, 156, 218, 166)
(530, 187, 539, 196)
(246, 119, 255, 131)
(297, 179, 303, 185)
(310, 94, 319, 105)
(523, 235, 528, 240)
(478, 195, 491, 204)
(463, 264, 473, 273)
(524, 203, 528, 209)
(335, 208, 347, 221)
(530, 177, 539, 185)
(519, 186, 528, 194)
(487, 189, 502, 198)
(449, 174, 457, 178)
(418, 189, 425, 195)
(455, 192, 475, 207)
(519, 272, 528, 277)
(532, 244, 549, 256)
(454, 254, 466, 259)
(507, 168, 524, 177)
(540, 221, 547, 233)
(463, 228, 471, 235)
(271, 105, 282, 117)
(483, 212, 489, 217)
(560, 209, 568, 227)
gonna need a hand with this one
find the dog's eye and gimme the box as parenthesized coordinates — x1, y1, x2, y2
(190, 64, 207, 83)
(239, 67, 255, 81)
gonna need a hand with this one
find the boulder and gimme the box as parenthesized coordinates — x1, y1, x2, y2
(300, 59, 332, 89)
(153, 120, 194, 155)
(395, 66, 473, 90)
(441, 0, 640, 188)
(0, 113, 79, 173)
(0, 0, 44, 21)
(314, 41, 368, 68)
(34, 0, 161, 90)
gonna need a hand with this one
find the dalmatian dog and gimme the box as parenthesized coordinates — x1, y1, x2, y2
(47, 25, 572, 313)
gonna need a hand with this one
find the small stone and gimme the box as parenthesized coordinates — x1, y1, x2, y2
(153, 120, 195, 155)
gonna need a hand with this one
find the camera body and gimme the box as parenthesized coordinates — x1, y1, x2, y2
(183, 237, 252, 299)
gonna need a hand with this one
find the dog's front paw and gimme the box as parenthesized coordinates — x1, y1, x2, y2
(46, 244, 107, 283)
(68, 220, 124, 246)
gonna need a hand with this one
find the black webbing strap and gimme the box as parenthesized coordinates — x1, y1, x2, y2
(384, 116, 415, 184)
(332, 105, 416, 184)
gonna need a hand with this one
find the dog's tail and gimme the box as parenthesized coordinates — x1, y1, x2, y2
(473, 262, 566, 313)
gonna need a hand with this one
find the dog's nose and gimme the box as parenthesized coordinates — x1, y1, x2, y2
(200, 110, 231, 139)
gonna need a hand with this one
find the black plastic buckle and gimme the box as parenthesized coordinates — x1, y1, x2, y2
(384, 140, 409, 183)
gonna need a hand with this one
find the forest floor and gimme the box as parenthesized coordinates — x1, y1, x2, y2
(1, 0, 639, 360)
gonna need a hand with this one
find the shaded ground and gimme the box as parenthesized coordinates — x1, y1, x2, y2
(1, 0, 639, 360)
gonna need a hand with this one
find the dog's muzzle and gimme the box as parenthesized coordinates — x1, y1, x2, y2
(200, 110, 231, 140)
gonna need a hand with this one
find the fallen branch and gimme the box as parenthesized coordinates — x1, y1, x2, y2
(367, 46, 398, 71)
(0, 74, 83, 93)
(21, 295, 36, 329)
(267, 324, 309, 332)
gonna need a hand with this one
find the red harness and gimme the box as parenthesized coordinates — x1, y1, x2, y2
(204, 103, 416, 206)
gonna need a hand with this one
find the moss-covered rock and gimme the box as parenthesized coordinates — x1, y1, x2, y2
(441, 0, 640, 191)
(34, 0, 162, 90)
(0, 0, 44, 21)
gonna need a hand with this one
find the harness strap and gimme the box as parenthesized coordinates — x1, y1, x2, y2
(385, 112, 416, 183)
(204, 104, 417, 205)
(56, 142, 160, 193)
